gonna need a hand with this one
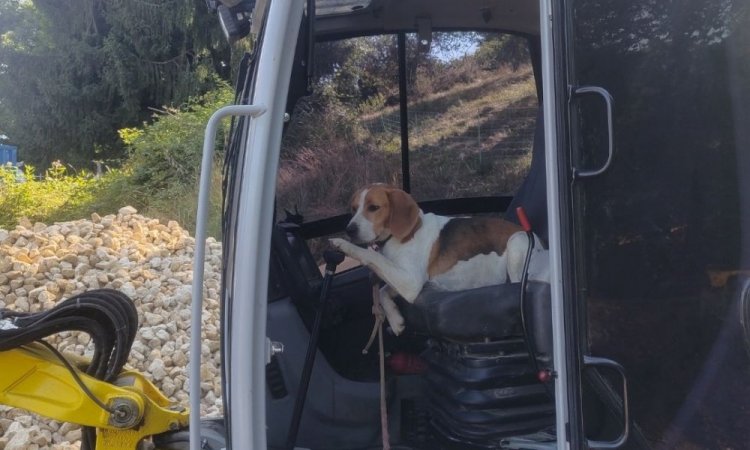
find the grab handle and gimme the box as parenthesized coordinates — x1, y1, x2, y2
(571, 85, 614, 179)
(584, 355, 630, 449)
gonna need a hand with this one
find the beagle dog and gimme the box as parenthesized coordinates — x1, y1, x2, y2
(330, 184, 549, 335)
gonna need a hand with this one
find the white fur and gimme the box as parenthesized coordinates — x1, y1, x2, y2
(430, 252, 509, 290)
(349, 188, 379, 243)
(330, 211, 549, 335)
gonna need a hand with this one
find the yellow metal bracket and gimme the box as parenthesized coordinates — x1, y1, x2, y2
(0, 343, 189, 449)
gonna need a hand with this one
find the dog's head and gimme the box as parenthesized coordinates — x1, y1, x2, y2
(345, 184, 420, 245)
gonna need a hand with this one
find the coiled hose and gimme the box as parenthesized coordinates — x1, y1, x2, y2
(0, 288, 139, 449)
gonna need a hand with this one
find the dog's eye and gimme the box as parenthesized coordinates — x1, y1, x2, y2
(367, 204, 380, 212)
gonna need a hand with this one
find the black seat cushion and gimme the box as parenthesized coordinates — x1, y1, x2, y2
(402, 281, 551, 344)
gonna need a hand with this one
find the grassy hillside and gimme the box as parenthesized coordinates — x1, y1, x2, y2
(277, 63, 538, 222)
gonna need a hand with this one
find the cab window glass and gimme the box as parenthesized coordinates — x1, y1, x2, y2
(569, 1, 750, 446)
(277, 32, 538, 222)
(405, 33, 538, 201)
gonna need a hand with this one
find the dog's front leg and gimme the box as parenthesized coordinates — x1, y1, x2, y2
(329, 238, 425, 302)
(379, 286, 406, 335)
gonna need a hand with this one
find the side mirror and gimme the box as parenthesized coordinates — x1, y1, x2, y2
(212, 0, 255, 44)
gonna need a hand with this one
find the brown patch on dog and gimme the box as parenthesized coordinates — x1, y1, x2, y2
(385, 188, 420, 241)
(363, 185, 392, 239)
(349, 186, 367, 213)
(427, 217, 522, 278)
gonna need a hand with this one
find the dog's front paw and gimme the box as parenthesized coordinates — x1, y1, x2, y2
(329, 237, 351, 252)
(389, 319, 405, 336)
(329, 238, 361, 259)
(384, 312, 405, 336)
(329, 237, 347, 248)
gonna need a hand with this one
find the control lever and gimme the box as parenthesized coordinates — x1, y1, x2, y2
(285, 250, 344, 450)
(322, 249, 346, 275)
(516, 207, 548, 391)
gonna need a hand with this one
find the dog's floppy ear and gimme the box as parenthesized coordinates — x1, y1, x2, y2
(387, 188, 420, 241)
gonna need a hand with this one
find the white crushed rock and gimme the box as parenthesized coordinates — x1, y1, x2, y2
(0, 206, 223, 448)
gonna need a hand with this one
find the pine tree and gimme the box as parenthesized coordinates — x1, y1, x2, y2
(0, 0, 230, 167)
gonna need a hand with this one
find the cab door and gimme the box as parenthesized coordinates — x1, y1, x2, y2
(550, 0, 750, 448)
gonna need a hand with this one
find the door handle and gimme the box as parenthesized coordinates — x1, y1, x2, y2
(571, 86, 614, 179)
(583, 355, 630, 449)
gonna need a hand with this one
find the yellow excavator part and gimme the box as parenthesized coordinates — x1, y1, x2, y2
(0, 342, 189, 449)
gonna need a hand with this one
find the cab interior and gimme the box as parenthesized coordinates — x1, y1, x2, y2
(224, 1, 634, 448)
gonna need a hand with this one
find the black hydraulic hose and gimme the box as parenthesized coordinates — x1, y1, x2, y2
(285, 250, 344, 450)
(38, 340, 115, 414)
(1, 293, 134, 380)
(0, 289, 139, 450)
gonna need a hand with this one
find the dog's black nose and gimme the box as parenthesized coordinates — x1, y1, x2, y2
(346, 223, 358, 238)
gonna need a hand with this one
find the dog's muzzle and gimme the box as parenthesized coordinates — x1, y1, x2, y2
(345, 222, 359, 240)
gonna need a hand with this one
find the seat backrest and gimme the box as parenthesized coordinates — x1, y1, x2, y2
(504, 106, 547, 241)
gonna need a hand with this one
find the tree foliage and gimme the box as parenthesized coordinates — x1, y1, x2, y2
(310, 32, 531, 111)
(474, 34, 530, 70)
(0, 0, 229, 167)
(122, 85, 233, 191)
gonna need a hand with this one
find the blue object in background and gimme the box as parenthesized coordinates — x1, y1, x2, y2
(0, 144, 18, 165)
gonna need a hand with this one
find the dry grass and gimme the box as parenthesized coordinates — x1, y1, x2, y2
(276, 64, 538, 222)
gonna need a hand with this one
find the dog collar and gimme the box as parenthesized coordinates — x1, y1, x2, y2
(371, 235, 392, 251)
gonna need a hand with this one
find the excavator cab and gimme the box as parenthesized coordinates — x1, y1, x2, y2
(2, 1, 749, 450)
(214, 1, 750, 449)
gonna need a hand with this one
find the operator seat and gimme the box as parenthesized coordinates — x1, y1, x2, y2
(404, 107, 550, 342)
(400, 107, 554, 446)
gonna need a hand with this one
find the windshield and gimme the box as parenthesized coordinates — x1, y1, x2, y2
(277, 31, 538, 223)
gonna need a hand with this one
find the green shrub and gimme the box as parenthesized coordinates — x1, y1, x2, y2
(118, 85, 233, 237)
(124, 86, 234, 192)
(0, 85, 233, 238)
(0, 162, 128, 228)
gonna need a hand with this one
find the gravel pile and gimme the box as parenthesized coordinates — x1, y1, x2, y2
(0, 207, 223, 449)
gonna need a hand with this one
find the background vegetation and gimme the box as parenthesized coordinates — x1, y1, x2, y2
(0, 0, 232, 167)
(278, 33, 537, 222)
(0, 0, 534, 238)
(0, 0, 237, 234)
(0, 86, 232, 235)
